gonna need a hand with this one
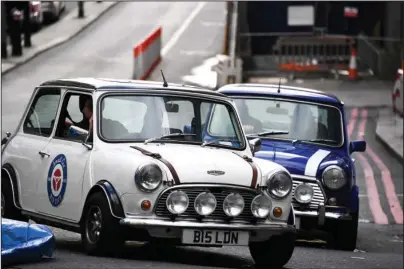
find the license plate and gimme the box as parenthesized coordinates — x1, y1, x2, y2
(295, 216, 301, 229)
(182, 229, 249, 246)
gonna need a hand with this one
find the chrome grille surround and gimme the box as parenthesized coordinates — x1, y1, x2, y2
(154, 184, 265, 224)
(291, 175, 326, 209)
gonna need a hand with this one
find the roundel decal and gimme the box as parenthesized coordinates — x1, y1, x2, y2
(47, 154, 68, 207)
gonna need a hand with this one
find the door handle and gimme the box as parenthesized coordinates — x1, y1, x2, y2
(38, 151, 50, 158)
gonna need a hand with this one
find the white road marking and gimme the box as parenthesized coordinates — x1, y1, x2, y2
(179, 50, 211, 56)
(161, 2, 207, 57)
(304, 149, 331, 177)
(351, 257, 365, 260)
(200, 21, 225, 27)
(359, 219, 371, 223)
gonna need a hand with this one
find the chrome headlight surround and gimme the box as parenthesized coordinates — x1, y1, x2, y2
(134, 163, 163, 192)
(266, 171, 293, 199)
(322, 165, 347, 190)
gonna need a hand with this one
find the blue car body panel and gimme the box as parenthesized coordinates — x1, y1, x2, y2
(218, 84, 361, 214)
(1, 218, 55, 266)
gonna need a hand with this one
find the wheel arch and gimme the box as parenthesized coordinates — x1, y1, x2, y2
(1, 164, 22, 209)
(288, 205, 296, 226)
(80, 180, 125, 223)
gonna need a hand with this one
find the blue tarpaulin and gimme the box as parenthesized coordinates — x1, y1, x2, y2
(1, 218, 55, 266)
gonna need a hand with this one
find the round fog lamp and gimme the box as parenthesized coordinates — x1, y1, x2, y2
(194, 192, 217, 216)
(166, 190, 189, 214)
(251, 194, 272, 218)
(223, 193, 245, 217)
(294, 184, 314, 204)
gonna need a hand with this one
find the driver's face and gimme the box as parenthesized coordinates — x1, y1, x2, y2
(82, 100, 93, 119)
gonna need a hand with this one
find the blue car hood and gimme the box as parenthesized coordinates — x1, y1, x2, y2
(254, 140, 347, 178)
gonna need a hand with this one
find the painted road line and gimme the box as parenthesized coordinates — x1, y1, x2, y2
(355, 109, 389, 225)
(161, 2, 207, 57)
(361, 108, 403, 225)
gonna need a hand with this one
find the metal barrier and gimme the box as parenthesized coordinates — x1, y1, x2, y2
(132, 27, 162, 80)
(239, 33, 356, 79)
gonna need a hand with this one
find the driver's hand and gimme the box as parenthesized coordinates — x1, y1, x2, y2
(65, 118, 73, 127)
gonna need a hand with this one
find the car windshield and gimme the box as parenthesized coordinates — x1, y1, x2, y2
(98, 94, 245, 149)
(233, 98, 343, 147)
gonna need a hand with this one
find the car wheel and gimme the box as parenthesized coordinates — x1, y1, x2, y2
(249, 232, 296, 269)
(1, 178, 28, 222)
(81, 192, 125, 256)
(332, 211, 359, 251)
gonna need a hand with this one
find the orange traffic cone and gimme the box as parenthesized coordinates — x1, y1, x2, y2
(348, 48, 358, 80)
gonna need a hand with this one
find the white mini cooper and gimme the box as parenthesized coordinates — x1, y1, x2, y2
(1, 78, 296, 268)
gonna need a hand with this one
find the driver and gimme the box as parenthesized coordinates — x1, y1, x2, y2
(65, 95, 93, 133)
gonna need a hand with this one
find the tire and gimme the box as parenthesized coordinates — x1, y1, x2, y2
(249, 232, 296, 269)
(1, 178, 28, 222)
(332, 212, 359, 251)
(81, 192, 125, 256)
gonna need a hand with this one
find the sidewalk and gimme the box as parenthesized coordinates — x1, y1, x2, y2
(375, 108, 403, 162)
(1, 1, 118, 75)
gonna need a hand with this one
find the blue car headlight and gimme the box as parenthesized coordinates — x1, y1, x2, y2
(322, 165, 347, 190)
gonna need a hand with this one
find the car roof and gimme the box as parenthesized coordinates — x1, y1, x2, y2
(40, 77, 229, 99)
(218, 83, 343, 106)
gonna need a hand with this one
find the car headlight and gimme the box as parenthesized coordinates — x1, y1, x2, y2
(134, 163, 163, 192)
(267, 171, 293, 198)
(223, 193, 245, 217)
(294, 183, 314, 204)
(194, 192, 217, 216)
(166, 190, 189, 214)
(322, 165, 347, 190)
(251, 194, 272, 218)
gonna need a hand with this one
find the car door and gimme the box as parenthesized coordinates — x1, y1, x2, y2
(35, 91, 93, 222)
(3, 87, 63, 212)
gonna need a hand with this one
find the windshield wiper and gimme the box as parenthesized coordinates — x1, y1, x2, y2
(292, 138, 337, 145)
(248, 131, 289, 137)
(144, 133, 196, 144)
(201, 139, 239, 147)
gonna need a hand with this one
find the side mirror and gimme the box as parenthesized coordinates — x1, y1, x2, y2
(1, 132, 11, 146)
(349, 140, 366, 154)
(165, 103, 179, 113)
(249, 137, 262, 154)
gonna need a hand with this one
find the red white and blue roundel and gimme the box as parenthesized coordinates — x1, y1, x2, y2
(47, 154, 67, 207)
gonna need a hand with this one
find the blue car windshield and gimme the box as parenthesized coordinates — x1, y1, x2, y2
(233, 97, 344, 147)
(98, 94, 245, 150)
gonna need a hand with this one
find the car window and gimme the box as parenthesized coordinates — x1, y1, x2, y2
(166, 100, 194, 132)
(208, 103, 237, 137)
(233, 98, 343, 146)
(23, 88, 61, 137)
(54, 93, 92, 141)
(99, 94, 245, 149)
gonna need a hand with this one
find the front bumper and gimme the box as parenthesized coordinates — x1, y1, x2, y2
(294, 204, 352, 227)
(120, 218, 296, 243)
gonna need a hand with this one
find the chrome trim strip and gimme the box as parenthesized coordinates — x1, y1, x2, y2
(291, 174, 317, 182)
(294, 209, 351, 220)
(120, 218, 296, 231)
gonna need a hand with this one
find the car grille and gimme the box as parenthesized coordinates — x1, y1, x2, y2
(154, 185, 263, 224)
(291, 177, 325, 209)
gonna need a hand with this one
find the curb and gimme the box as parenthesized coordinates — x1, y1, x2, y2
(375, 130, 403, 163)
(2, 2, 119, 75)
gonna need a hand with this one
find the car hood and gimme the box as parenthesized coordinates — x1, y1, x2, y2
(254, 141, 346, 178)
(125, 144, 275, 188)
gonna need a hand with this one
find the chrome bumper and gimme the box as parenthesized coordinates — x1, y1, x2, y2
(120, 218, 296, 233)
(294, 204, 352, 226)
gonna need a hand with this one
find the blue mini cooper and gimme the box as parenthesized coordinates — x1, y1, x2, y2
(218, 83, 366, 251)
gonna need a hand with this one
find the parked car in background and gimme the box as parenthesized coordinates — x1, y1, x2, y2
(29, 1, 43, 31)
(218, 83, 367, 251)
(392, 68, 403, 117)
(41, 1, 65, 23)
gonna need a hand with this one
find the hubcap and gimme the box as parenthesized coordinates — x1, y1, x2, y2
(85, 205, 103, 244)
(1, 192, 5, 217)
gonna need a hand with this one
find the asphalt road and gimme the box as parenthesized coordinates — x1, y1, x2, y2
(1, 2, 403, 269)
